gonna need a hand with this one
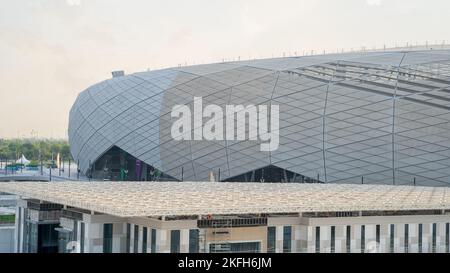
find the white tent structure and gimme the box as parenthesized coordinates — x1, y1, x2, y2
(16, 154, 30, 165)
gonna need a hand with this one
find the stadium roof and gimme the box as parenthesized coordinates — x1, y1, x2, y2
(1, 182, 450, 217)
(69, 47, 450, 186)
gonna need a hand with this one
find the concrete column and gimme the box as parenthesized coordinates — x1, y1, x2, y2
(180, 229, 190, 253)
(14, 206, 22, 253)
(293, 225, 301, 253)
(157, 229, 169, 253)
(275, 226, 283, 253)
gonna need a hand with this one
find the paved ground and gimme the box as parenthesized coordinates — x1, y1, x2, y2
(0, 163, 88, 182)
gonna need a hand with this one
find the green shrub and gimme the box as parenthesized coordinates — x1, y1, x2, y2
(0, 214, 15, 224)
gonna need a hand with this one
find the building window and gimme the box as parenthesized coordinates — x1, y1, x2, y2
(73, 221, 78, 242)
(142, 227, 148, 253)
(80, 222, 85, 254)
(134, 225, 139, 253)
(404, 224, 409, 253)
(376, 225, 380, 246)
(38, 224, 59, 253)
(126, 223, 131, 253)
(17, 208, 21, 252)
(361, 225, 365, 253)
(346, 226, 351, 253)
(26, 222, 38, 253)
(389, 224, 395, 253)
(171, 230, 180, 253)
(330, 226, 335, 253)
(267, 227, 276, 253)
(189, 229, 199, 253)
(283, 226, 292, 253)
(446, 223, 449, 253)
(432, 223, 437, 253)
(418, 224, 423, 253)
(315, 227, 320, 253)
(151, 229, 156, 253)
(103, 223, 113, 253)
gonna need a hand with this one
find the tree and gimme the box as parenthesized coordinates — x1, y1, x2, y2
(0, 139, 73, 161)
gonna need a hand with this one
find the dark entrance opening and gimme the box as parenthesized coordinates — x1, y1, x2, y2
(89, 146, 177, 181)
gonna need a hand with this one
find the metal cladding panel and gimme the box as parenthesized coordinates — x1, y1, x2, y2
(69, 50, 450, 185)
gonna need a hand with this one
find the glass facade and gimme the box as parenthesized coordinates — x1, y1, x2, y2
(346, 226, 351, 253)
(418, 224, 423, 253)
(151, 229, 156, 253)
(126, 223, 131, 253)
(283, 226, 292, 253)
(390, 224, 395, 253)
(142, 227, 148, 253)
(134, 225, 139, 253)
(189, 229, 199, 253)
(90, 146, 177, 181)
(360, 225, 365, 253)
(315, 227, 320, 253)
(376, 225, 380, 246)
(103, 223, 113, 253)
(24, 222, 59, 253)
(446, 223, 450, 253)
(80, 222, 85, 253)
(330, 226, 335, 253)
(170, 230, 180, 253)
(267, 226, 276, 253)
(225, 165, 322, 183)
(38, 224, 59, 253)
(25, 222, 38, 253)
(404, 224, 409, 253)
(432, 223, 437, 253)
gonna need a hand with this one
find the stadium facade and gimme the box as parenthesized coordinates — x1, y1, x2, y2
(1, 182, 450, 253)
(68, 49, 450, 186)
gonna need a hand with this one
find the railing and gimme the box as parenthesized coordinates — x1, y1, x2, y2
(198, 217, 267, 228)
(61, 209, 83, 221)
(27, 200, 63, 211)
(28, 209, 61, 222)
(293, 243, 450, 253)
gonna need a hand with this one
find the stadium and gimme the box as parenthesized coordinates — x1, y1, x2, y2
(68, 49, 450, 186)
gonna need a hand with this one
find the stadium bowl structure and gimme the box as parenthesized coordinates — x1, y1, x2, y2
(69, 49, 450, 185)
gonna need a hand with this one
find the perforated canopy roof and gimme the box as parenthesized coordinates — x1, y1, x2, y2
(1, 182, 450, 217)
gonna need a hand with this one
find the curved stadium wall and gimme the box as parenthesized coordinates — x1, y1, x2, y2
(69, 50, 450, 186)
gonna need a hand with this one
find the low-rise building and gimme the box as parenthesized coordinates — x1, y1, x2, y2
(0, 182, 449, 253)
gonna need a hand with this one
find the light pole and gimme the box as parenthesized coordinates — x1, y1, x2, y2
(68, 158, 71, 178)
(39, 151, 43, 176)
(59, 157, 62, 176)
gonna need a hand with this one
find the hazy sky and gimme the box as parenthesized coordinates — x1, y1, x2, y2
(1, 0, 450, 139)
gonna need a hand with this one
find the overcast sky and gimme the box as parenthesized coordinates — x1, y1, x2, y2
(1, 0, 450, 139)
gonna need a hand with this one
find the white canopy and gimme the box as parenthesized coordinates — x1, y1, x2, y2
(1, 182, 450, 217)
(16, 154, 30, 165)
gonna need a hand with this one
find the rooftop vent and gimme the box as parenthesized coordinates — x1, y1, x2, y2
(111, 70, 125, 78)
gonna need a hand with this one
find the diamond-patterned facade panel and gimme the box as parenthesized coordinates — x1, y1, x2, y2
(69, 50, 450, 185)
